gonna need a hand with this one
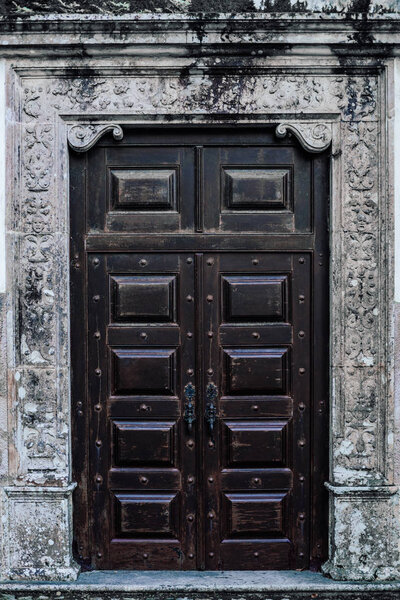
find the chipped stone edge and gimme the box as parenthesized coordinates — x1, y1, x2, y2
(325, 483, 399, 497)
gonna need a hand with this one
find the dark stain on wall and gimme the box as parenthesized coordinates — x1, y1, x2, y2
(188, 0, 255, 11)
(0, 0, 398, 15)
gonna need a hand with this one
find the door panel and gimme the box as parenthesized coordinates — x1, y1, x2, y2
(203, 146, 311, 233)
(70, 127, 329, 571)
(86, 252, 197, 569)
(201, 252, 310, 570)
(87, 146, 194, 233)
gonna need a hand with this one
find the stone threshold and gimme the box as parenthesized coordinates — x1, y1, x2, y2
(1, 571, 400, 593)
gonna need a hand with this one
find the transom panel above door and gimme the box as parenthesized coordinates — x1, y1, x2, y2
(85, 128, 313, 236)
(70, 126, 329, 572)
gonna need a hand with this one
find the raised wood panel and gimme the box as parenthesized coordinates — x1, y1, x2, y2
(111, 348, 177, 395)
(110, 168, 178, 212)
(203, 145, 309, 234)
(222, 275, 288, 322)
(110, 274, 177, 323)
(113, 420, 176, 466)
(222, 167, 291, 212)
(223, 347, 289, 395)
(223, 492, 288, 536)
(113, 492, 179, 537)
(223, 420, 287, 466)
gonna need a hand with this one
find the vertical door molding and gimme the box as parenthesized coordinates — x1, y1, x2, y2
(1, 58, 398, 580)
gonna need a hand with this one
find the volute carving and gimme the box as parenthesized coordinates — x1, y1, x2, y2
(67, 123, 124, 152)
(276, 122, 332, 153)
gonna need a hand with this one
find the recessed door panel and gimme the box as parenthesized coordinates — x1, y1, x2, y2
(110, 168, 178, 211)
(222, 274, 288, 323)
(111, 348, 177, 396)
(110, 275, 177, 323)
(113, 421, 176, 466)
(113, 492, 180, 538)
(223, 347, 290, 395)
(223, 421, 287, 466)
(71, 126, 329, 572)
(222, 492, 288, 536)
(222, 167, 292, 211)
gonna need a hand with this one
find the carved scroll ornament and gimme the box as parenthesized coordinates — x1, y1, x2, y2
(276, 122, 332, 153)
(67, 123, 123, 152)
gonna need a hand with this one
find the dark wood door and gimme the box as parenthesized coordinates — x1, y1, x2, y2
(70, 127, 329, 571)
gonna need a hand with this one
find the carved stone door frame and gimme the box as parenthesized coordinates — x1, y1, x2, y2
(1, 57, 398, 581)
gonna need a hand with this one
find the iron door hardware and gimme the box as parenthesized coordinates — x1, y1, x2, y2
(205, 382, 218, 433)
(184, 382, 196, 432)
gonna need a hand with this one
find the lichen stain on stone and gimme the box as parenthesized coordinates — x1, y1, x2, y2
(188, 0, 255, 11)
(1, 0, 399, 14)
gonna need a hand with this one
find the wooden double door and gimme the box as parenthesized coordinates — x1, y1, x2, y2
(70, 127, 329, 571)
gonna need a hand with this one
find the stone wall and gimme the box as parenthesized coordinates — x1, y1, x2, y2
(0, 7, 400, 585)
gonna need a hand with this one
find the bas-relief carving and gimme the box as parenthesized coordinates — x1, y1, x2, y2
(8, 66, 397, 580)
(23, 125, 54, 192)
(21, 75, 379, 121)
(18, 72, 383, 478)
(275, 122, 332, 153)
(67, 123, 123, 152)
(18, 233, 56, 367)
(14, 369, 68, 475)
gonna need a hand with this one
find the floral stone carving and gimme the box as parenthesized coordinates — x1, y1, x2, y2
(5, 62, 397, 582)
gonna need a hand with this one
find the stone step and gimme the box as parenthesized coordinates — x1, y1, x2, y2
(1, 571, 400, 600)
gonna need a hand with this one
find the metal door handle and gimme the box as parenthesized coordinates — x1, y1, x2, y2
(205, 382, 218, 433)
(183, 382, 196, 432)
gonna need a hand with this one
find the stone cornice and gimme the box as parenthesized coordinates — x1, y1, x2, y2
(0, 12, 400, 55)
